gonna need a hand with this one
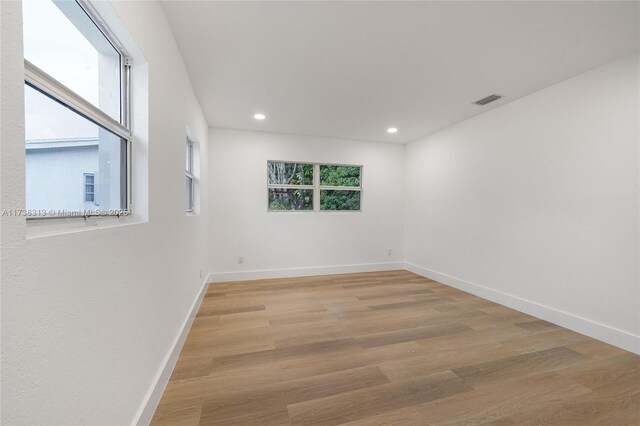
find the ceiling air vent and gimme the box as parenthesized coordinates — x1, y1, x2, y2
(473, 94, 503, 106)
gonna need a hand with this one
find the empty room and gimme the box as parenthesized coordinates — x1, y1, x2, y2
(1, 0, 639, 425)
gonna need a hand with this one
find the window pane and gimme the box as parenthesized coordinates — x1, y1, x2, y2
(23, 0, 121, 121)
(185, 175, 193, 211)
(268, 188, 313, 211)
(268, 162, 313, 185)
(25, 84, 125, 213)
(84, 173, 95, 202)
(320, 190, 361, 211)
(320, 165, 361, 187)
(186, 141, 192, 172)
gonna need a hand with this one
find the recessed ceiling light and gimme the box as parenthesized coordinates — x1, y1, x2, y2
(387, 127, 398, 134)
(254, 113, 266, 120)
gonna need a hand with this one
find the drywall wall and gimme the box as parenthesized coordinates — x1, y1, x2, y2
(208, 128, 405, 280)
(405, 53, 640, 353)
(1, 1, 210, 424)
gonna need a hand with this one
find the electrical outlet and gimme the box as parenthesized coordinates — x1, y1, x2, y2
(387, 249, 393, 256)
(238, 256, 244, 264)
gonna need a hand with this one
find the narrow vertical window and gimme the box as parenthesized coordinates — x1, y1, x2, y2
(84, 173, 95, 203)
(185, 138, 194, 213)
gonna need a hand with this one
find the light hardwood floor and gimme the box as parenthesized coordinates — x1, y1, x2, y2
(151, 270, 640, 425)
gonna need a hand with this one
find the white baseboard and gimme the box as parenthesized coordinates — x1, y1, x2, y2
(208, 262, 405, 283)
(404, 262, 640, 355)
(132, 276, 210, 426)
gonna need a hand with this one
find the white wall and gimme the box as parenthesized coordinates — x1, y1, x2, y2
(1, 1, 210, 424)
(208, 128, 405, 280)
(405, 53, 640, 353)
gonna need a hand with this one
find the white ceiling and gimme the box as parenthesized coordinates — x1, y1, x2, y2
(162, 1, 639, 143)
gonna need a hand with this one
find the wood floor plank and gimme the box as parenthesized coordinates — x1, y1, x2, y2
(197, 304, 265, 316)
(514, 319, 560, 332)
(208, 337, 361, 371)
(452, 346, 586, 386)
(340, 371, 591, 426)
(356, 323, 471, 348)
(287, 370, 473, 426)
(152, 400, 204, 426)
(565, 339, 632, 359)
(273, 325, 351, 348)
(369, 297, 457, 310)
(355, 288, 434, 300)
(151, 271, 640, 425)
(380, 343, 518, 382)
(277, 341, 426, 381)
(556, 353, 640, 391)
(497, 329, 586, 353)
(507, 368, 640, 425)
(199, 365, 389, 426)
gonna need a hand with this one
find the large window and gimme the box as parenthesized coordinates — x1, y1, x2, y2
(267, 162, 362, 212)
(23, 0, 131, 218)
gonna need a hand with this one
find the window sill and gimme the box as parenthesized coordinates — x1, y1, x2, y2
(267, 210, 315, 213)
(26, 213, 147, 239)
(267, 210, 363, 214)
